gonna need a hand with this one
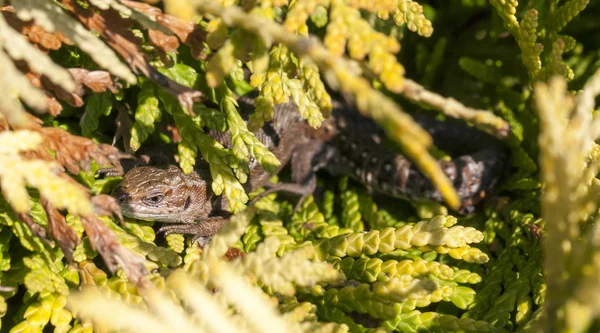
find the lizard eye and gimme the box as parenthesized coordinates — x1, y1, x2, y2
(144, 194, 165, 205)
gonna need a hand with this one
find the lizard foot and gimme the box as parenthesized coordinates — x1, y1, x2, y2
(157, 216, 229, 248)
(157, 223, 197, 236)
(249, 177, 316, 216)
(157, 224, 213, 248)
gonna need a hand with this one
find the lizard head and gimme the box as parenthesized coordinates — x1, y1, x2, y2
(112, 165, 213, 223)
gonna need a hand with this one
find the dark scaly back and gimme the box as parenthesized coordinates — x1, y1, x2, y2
(207, 91, 506, 210)
(310, 99, 508, 210)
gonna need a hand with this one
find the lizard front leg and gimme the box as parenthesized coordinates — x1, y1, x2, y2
(157, 214, 231, 248)
(250, 142, 325, 214)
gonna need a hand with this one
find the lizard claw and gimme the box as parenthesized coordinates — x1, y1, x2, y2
(249, 178, 317, 209)
(191, 234, 212, 248)
(156, 224, 191, 236)
(292, 193, 310, 217)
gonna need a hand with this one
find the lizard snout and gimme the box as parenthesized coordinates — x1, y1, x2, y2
(112, 188, 131, 204)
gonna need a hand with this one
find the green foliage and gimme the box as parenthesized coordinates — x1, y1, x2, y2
(221, 86, 281, 175)
(80, 91, 113, 138)
(130, 80, 161, 151)
(3, 0, 600, 332)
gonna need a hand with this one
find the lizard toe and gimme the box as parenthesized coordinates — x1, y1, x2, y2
(96, 167, 122, 178)
(156, 224, 193, 236)
(292, 193, 311, 216)
(191, 235, 212, 248)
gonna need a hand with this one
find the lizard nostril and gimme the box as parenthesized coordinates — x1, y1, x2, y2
(117, 192, 130, 204)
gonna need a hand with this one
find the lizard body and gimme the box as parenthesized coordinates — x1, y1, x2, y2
(111, 95, 508, 245)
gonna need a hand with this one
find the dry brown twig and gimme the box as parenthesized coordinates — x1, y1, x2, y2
(80, 214, 149, 288)
(41, 197, 80, 262)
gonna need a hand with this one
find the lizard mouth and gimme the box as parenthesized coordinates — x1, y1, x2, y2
(116, 202, 172, 221)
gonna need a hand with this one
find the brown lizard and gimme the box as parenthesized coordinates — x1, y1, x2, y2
(109, 94, 508, 246)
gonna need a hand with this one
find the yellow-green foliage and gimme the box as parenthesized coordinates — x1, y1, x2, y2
(2, 0, 600, 332)
(532, 74, 600, 332)
(0, 131, 92, 216)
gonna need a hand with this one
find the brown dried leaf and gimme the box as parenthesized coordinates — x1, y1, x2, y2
(20, 67, 64, 116)
(119, 0, 162, 16)
(80, 214, 150, 288)
(84, 71, 119, 93)
(24, 24, 63, 51)
(148, 29, 180, 54)
(37, 68, 119, 110)
(113, 105, 134, 151)
(91, 194, 124, 226)
(153, 13, 193, 40)
(41, 198, 80, 263)
(17, 212, 52, 245)
(29, 120, 145, 177)
(43, 76, 84, 107)
(23, 68, 42, 88)
(155, 13, 208, 60)
(1, 7, 73, 53)
(46, 96, 64, 117)
(177, 87, 202, 114)
(67, 68, 89, 95)
(59, 0, 147, 69)
(0, 116, 8, 131)
(68, 68, 121, 94)
(120, 0, 208, 59)
(33, 126, 125, 174)
(18, 61, 82, 109)
(165, 123, 181, 143)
